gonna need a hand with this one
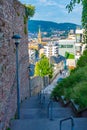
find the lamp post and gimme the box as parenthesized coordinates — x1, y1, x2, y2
(12, 34, 21, 119)
(28, 66, 31, 97)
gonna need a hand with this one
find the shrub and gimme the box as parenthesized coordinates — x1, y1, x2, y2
(51, 65, 87, 110)
(71, 82, 87, 109)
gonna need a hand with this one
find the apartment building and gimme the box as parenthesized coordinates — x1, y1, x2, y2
(28, 49, 36, 63)
(58, 39, 76, 57)
(44, 42, 58, 58)
(75, 29, 84, 60)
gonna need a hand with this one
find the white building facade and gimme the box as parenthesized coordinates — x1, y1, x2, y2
(75, 29, 85, 60)
(28, 49, 36, 63)
(44, 42, 58, 58)
(58, 39, 76, 57)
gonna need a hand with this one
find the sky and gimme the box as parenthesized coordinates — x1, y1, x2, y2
(19, 0, 82, 25)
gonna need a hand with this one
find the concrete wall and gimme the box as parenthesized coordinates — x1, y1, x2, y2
(0, 0, 29, 129)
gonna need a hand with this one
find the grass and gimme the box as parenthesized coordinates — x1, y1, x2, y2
(68, 53, 75, 59)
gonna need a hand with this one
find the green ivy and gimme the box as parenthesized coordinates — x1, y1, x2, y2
(24, 26, 27, 34)
(23, 15, 27, 24)
(23, 4, 35, 34)
(6, 128, 10, 130)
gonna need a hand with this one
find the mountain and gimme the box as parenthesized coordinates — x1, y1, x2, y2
(28, 20, 80, 33)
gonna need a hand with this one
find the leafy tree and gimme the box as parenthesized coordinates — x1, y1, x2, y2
(81, 0, 87, 27)
(34, 55, 53, 78)
(66, 0, 82, 13)
(77, 49, 87, 67)
(65, 52, 69, 59)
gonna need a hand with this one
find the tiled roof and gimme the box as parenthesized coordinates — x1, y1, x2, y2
(50, 55, 66, 64)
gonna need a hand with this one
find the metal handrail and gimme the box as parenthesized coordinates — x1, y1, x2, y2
(60, 116, 74, 130)
(38, 91, 45, 106)
(47, 99, 53, 120)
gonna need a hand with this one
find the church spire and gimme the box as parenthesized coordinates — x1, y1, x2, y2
(38, 26, 42, 44)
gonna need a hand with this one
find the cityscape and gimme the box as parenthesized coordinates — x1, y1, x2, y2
(0, 0, 87, 130)
(28, 26, 85, 76)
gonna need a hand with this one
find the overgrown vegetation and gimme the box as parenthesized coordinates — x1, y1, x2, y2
(23, 4, 35, 34)
(51, 0, 87, 109)
(6, 128, 10, 130)
(34, 55, 53, 78)
(51, 49, 87, 110)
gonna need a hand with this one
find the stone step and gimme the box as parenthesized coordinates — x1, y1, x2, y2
(20, 108, 47, 119)
(50, 107, 75, 118)
(10, 118, 87, 130)
(20, 95, 62, 109)
(20, 107, 75, 119)
(20, 96, 39, 109)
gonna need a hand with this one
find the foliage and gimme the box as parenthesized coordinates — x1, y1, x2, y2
(23, 4, 35, 34)
(6, 128, 10, 130)
(51, 0, 87, 111)
(34, 55, 53, 78)
(65, 52, 74, 59)
(83, 24, 87, 44)
(23, 15, 27, 24)
(77, 49, 87, 68)
(81, 0, 87, 27)
(68, 53, 74, 59)
(65, 52, 69, 58)
(24, 26, 27, 34)
(49, 64, 53, 78)
(71, 82, 87, 109)
(51, 65, 87, 109)
(24, 4, 35, 18)
(66, 0, 82, 13)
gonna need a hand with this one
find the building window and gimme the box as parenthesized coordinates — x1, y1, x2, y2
(59, 44, 73, 48)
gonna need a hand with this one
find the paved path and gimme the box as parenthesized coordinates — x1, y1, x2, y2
(42, 71, 66, 94)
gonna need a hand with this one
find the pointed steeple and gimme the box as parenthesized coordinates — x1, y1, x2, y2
(38, 26, 42, 44)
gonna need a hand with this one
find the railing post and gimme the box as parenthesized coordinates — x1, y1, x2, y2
(47, 99, 53, 120)
(50, 100, 53, 120)
(47, 102, 50, 118)
(60, 116, 74, 130)
(43, 95, 45, 108)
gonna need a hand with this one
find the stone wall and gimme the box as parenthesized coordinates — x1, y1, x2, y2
(30, 76, 44, 96)
(0, 0, 29, 129)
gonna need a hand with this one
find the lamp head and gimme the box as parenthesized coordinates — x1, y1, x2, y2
(12, 34, 21, 46)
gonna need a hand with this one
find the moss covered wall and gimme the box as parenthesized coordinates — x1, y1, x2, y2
(0, 0, 29, 129)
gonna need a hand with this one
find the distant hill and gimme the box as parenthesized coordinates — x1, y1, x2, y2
(28, 20, 80, 33)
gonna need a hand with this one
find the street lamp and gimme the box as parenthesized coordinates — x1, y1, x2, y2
(12, 34, 21, 119)
(28, 66, 31, 97)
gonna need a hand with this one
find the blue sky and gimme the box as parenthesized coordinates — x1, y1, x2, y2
(19, 0, 82, 25)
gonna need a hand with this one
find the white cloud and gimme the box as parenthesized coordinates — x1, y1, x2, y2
(39, 0, 47, 3)
(38, 0, 57, 6)
(20, 0, 82, 24)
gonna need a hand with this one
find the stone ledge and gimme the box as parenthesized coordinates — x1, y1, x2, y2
(70, 99, 80, 115)
(60, 96, 70, 106)
(78, 107, 87, 117)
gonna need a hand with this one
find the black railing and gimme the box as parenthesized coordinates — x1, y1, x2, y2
(60, 116, 74, 130)
(47, 99, 53, 120)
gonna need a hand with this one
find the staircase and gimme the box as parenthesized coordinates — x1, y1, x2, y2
(10, 93, 87, 130)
